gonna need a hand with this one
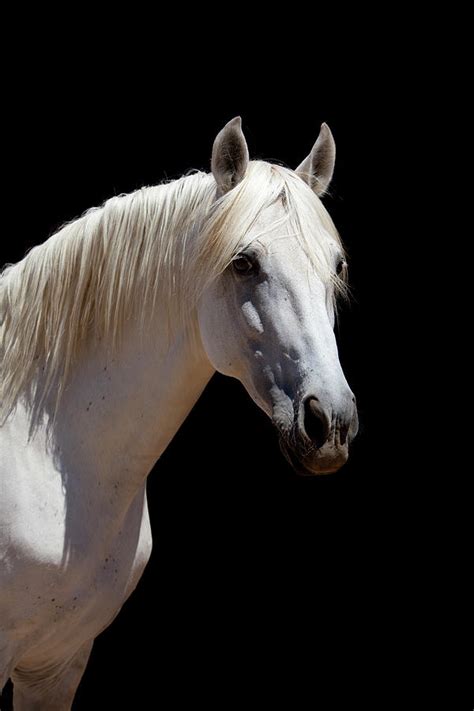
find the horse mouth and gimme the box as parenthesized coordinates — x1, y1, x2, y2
(278, 435, 345, 476)
(279, 437, 312, 476)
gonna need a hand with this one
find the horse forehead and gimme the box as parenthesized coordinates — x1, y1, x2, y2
(262, 233, 308, 260)
(247, 200, 333, 290)
(250, 203, 328, 262)
(258, 234, 322, 281)
(254, 195, 287, 226)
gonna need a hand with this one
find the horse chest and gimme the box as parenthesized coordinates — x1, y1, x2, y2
(1, 473, 152, 659)
(47, 500, 152, 643)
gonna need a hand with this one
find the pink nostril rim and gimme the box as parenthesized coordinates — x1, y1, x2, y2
(303, 397, 330, 448)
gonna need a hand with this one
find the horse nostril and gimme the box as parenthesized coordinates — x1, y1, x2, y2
(303, 397, 331, 449)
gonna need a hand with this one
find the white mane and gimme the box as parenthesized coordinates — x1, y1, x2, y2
(0, 161, 345, 418)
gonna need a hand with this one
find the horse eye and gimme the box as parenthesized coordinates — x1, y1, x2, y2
(233, 254, 255, 275)
(336, 258, 346, 276)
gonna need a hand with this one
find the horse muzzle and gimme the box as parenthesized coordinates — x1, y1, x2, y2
(278, 395, 359, 476)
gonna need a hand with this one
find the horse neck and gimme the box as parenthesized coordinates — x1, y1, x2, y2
(46, 312, 214, 499)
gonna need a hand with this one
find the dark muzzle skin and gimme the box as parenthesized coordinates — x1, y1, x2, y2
(278, 396, 359, 476)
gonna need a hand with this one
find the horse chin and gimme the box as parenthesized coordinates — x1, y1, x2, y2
(279, 436, 348, 477)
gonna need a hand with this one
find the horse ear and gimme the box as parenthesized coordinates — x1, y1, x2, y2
(211, 116, 249, 195)
(295, 123, 336, 196)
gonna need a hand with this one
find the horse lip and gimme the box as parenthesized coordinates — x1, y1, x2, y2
(278, 436, 316, 477)
(278, 434, 345, 476)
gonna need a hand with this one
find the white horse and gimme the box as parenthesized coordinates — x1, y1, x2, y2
(0, 117, 358, 709)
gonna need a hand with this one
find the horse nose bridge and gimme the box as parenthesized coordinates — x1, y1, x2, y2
(298, 314, 343, 369)
(299, 349, 352, 405)
(263, 305, 353, 412)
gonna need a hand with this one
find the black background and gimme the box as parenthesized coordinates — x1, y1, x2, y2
(1, 45, 466, 707)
